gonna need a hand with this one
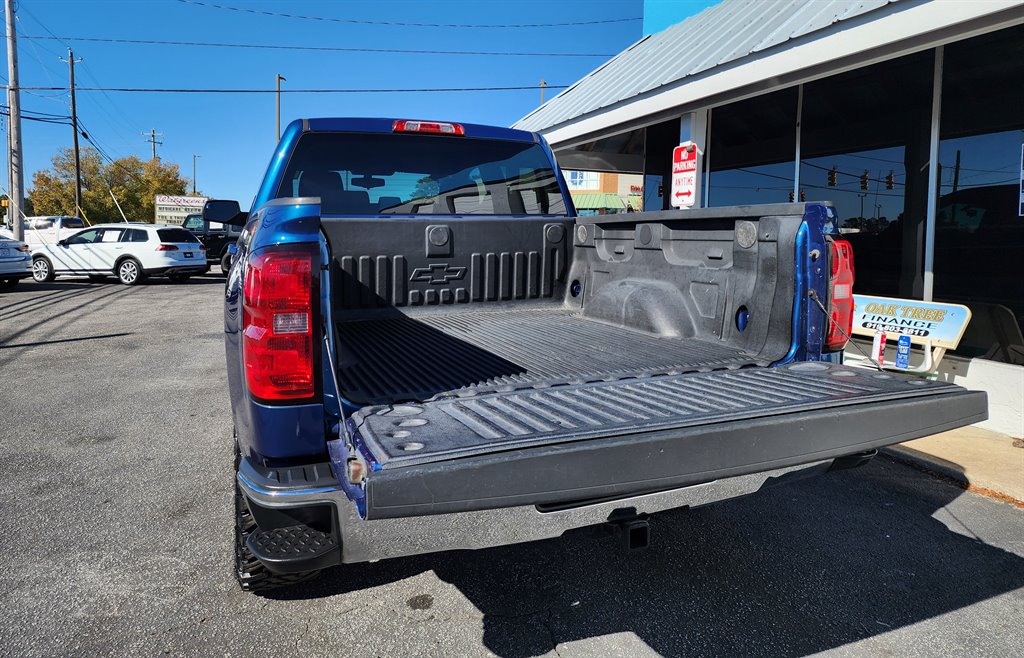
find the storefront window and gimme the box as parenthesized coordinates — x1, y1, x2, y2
(707, 88, 797, 207)
(936, 26, 1024, 363)
(801, 50, 934, 298)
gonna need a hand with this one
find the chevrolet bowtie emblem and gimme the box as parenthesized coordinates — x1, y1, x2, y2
(410, 263, 467, 285)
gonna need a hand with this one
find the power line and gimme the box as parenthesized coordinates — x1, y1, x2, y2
(17, 2, 142, 146)
(0, 110, 70, 125)
(20, 35, 614, 57)
(1, 105, 71, 119)
(174, 0, 641, 28)
(12, 84, 570, 94)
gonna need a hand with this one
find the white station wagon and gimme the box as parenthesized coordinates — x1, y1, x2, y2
(31, 223, 209, 285)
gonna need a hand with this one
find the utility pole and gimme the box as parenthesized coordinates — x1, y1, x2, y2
(142, 128, 163, 160)
(192, 154, 200, 195)
(952, 149, 961, 194)
(61, 48, 84, 217)
(539, 79, 547, 105)
(275, 74, 286, 141)
(5, 0, 25, 240)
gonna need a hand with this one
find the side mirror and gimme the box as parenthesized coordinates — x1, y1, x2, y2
(56, 238, 69, 247)
(203, 200, 248, 227)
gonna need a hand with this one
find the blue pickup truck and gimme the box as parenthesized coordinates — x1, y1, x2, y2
(207, 118, 987, 592)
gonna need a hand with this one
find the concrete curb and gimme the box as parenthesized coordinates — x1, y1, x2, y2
(881, 446, 1024, 509)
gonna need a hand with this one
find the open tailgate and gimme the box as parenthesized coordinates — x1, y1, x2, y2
(348, 363, 986, 519)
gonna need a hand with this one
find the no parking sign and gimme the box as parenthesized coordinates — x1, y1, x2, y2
(671, 142, 697, 208)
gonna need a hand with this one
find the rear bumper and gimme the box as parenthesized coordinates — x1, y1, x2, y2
(0, 260, 32, 277)
(237, 456, 840, 570)
(144, 264, 210, 276)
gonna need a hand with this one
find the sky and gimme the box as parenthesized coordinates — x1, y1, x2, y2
(0, 0, 714, 209)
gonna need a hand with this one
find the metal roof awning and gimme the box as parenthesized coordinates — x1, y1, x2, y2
(515, 0, 1024, 149)
(570, 192, 626, 210)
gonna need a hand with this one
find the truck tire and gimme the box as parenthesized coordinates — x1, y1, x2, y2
(233, 441, 318, 592)
(220, 250, 232, 276)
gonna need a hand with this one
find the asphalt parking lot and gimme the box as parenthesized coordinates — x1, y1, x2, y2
(2, 275, 1023, 657)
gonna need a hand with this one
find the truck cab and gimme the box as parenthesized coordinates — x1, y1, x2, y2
(1, 215, 87, 245)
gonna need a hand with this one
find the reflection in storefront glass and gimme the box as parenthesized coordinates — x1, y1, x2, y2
(935, 24, 1024, 364)
(802, 147, 906, 298)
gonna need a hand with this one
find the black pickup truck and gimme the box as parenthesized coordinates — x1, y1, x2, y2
(207, 117, 987, 592)
(181, 213, 241, 272)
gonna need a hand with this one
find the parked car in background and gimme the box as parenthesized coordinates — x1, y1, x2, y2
(182, 213, 242, 273)
(31, 223, 208, 285)
(0, 215, 87, 245)
(0, 237, 32, 289)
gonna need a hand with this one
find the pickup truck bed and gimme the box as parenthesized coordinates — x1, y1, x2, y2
(336, 307, 759, 404)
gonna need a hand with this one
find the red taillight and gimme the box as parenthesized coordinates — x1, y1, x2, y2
(16, 244, 29, 252)
(242, 248, 316, 400)
(825, 238, 855, 351)
(392, 119, 465, 136)
(156, 244, 178, 251)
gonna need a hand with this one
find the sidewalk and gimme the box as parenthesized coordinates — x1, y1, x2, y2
(884, 425, 1024, 507)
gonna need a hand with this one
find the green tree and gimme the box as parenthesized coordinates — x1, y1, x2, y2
(28, 147, 189, 223)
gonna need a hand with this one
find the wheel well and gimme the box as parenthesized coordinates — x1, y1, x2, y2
(33, 254, 51, 265)
(114, 255, 139, 270)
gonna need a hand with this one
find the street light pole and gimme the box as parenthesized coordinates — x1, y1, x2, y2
(275, 74, 286, 141)
(192, 154, 200, 195)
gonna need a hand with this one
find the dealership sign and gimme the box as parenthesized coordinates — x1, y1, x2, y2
(851, 294, 971, 349)
(670, 142, 697, 208)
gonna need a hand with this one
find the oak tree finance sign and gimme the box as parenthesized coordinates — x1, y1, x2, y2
(671, 142, 697, 208)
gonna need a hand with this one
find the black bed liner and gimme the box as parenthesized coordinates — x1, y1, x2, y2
(335, 308, 763, 404)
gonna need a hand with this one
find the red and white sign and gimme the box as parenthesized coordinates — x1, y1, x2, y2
(671, 142, 697, 208)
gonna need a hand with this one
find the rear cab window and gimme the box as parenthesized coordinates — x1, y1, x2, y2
(157, 228, 200, 243)
(276, 132, 568, 216)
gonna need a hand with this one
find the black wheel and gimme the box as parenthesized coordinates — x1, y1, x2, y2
(0, 278, 18, 290)
(168, 273, 191, 283)
(220, 251, 232, 275)
(233, 441, 317, 592)
(116, 258, 144, 285)
(88, 274, 108, 282)
(32, 256, 55, 282)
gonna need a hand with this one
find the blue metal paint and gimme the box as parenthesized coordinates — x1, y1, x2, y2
(736, 306, 750, 333)
(305, 117, 536, 142)
(772, 203, 833, 366)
